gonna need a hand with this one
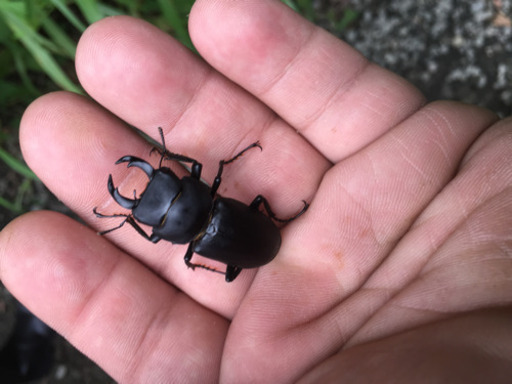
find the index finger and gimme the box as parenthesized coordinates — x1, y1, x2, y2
(189, 0, 425, 161)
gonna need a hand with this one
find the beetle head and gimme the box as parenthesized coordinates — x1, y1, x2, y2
(108, 155, 182, 227)
(108, 156, 155, 209)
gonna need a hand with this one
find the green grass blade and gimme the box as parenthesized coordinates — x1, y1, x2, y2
(281, 0, 315, 21)
(281, 0, 299, 12)
(96, 3, 125, 18)
(0, 179, 32, 214)
(48, 0, 87, 32)
(6, 40, 40, 97)
(20, 35, 81, 93)
(0, 195, 21, 214)
(42, 17, 77, 59)
(1, 9, 82, 93)
(75, 0, 104, 24)
(0, 2, 60, 53)
(157, 0, 193, 49)
(0, 147, 37, 180)
(336, 9, 359, 32)
(296, 0, 315, 21)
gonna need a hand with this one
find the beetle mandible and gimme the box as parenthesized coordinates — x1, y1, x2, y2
(93, 128, 308, 282)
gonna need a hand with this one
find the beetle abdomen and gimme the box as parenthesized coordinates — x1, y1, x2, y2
(193, 197, 281, 268)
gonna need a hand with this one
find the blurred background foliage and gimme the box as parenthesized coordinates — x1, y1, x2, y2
(0, 0, 357, 223)
(0, 0, 195, 220)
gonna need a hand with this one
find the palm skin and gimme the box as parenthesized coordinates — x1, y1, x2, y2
(1, 1, 512, 383)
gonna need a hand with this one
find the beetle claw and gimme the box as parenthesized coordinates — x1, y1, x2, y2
(116, 156, 154, 179)
(107, 156, 155, 210)
(107, 174, 138, 209)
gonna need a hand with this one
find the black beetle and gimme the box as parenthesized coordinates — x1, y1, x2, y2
(93, 128, 308, 282)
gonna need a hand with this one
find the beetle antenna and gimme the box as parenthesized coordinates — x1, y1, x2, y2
(93, 207, 131, 235)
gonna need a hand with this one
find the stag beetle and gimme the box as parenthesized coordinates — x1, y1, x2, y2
(93, 128, 308, 282)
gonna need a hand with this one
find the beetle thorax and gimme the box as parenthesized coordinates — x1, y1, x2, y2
(133, 169, 181, 227)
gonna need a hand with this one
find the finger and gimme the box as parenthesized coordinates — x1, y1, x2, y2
(20, 92, 254, 316)
(299, 308, 512, 383)
(349, 116, 512, 345)
(76, 16, 329, 211)
(0, 211, 228, 383)
(222, 102, 499, 382)
(289, 102, 497, 294)
(189, 0, 425, 162)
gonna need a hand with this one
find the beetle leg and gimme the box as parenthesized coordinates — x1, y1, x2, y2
(93, 208, 130, 235)
(211, 141, 262, 196)
(123, 216, 161, 243)
(152, 127, 204, 179)
(154, 148, 203, 179)
(225, 266, 242, 282)
(95, 216, 129, 236)
(93, 208, 161, 242)
(183, 243, 229, 277)
(160, 150, 202, 178)
(183, 243, 196, 269)
(250, 195, 309, 223)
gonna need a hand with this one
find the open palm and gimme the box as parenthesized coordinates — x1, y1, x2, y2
(1, 1, 511, 383)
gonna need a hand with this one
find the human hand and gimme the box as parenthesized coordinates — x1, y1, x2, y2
(1, 1, 512, 382)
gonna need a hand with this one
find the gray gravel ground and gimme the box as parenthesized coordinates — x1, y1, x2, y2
(340, 0, 512, 117)
(1, 0, 511, 382)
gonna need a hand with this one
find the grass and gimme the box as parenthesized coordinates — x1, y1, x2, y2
(0, 0, 358, 216)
